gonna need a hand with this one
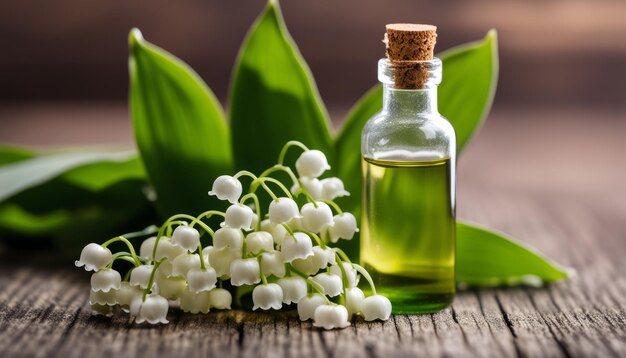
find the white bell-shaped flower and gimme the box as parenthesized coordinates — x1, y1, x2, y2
(361, 295, 392, 321)
(295, 150, 330, 178)
(115, 282, 143, 307)
(252, 283, 283, 310)
(171, 225, 200, 252)
(75, 243, 112, 272)
(277, 276, 307, 304)
(286, 216, 304, 231)
(178, 288, 211, 314)
(89, 288, 118, 306)
(311, 273, 343, 297)
(261, 219, 289, 246)
(90, 303, 113, 317)
(320, 177, 350, 201)
(171, 254, 200, 278)
(129, 265, 154, 289)
(229, 258, 261, 286)
(281, 232, 313, 262)
(155, 273, 186, 300)
(224, 204, 255, 231)
(313, 304, 350, 329)
(206, 246, 240, 278)
(291, 246, 334, 275)
(261, 251, 286, 278)
(208, 175, 243, 204)
(139, 236, 157, 260)
(291, 177, 323, 199)
(187, 267, 217, 293)
(297, 293, 327, 321)
(208, 288, 232, 309)
(301, 202, 333, 232)
(154, 237, 186, 261)
(130, 294, 169, 324)
(345, 287, 365, 317)
(330, 262, 358, 288)
(90, 269, 121, 293)
(156, 260, 174, 277)
(328, 213, 359, 243)
(213, 227, 244, 251)
(245, 231, 274, 255)
(269, 197, 301, 225)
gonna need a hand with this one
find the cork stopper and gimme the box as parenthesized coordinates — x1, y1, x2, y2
(384, 24, 437, 89)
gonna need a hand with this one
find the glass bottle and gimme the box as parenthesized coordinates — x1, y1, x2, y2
(360, 58, 456, 313)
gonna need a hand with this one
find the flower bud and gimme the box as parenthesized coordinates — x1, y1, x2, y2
(261, 251, 286, 278)
(345, 287, 365, 317)
(313, 304, 350, 329)
(295, 150, 330, 178)
(269, 197, 301, 225)
(361, 295, 392, 321)
(245, 231, 274, 255)
(208, 175, 243, 204)
(281, 232, 313, 262)
(187, 267, 217, 293)
(225, 204, 255, 230)
(320, 177, 350, 201)
(155, 274, 186, 300)
(179, 288, 211, 314)
(139, 236, 157, 260)
(328, 213, 359, 243)
(297, 293, 327, 321)
(252, 283, 283, 310)
(214, 227, 244, 251)
(291, 177, 323, 199)
(171, 225, 200, 252)
(129, 265, 155, 289)
(301, 202, 333, 232)
(208, 288, 232, 309)
(171, 254, 201, 278)
(75, 243, 112, 272)
(90, 269, 121, 293)
(130, 294, 169, 324)
(277, 276, 307, 304)
(229, 258, 261, 286)
(311, 273, 343, 297)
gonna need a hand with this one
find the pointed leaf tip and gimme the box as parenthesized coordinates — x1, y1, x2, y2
(128, 28, 143, 48)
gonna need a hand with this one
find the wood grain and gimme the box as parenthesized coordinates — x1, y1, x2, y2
(0, 112, 624, 357)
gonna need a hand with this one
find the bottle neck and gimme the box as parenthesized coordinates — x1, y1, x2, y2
(382, 84, 438, 116)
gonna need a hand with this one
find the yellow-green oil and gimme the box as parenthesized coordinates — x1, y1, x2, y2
(361, 156, 455, 314)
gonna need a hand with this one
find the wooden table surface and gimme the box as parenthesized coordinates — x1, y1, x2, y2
(0, 108, 624, 357)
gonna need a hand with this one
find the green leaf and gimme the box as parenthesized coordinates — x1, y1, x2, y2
(0, 146, 35, 166)
(229, 0, 332, 174)
(0, 150, 138, 203)
(457, 221, 572, 286)
(62, 156, 145, 191)
(334, 30, 499, 216)
(129, 29, 232, 217)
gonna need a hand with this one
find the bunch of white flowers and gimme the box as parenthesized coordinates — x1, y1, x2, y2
(75, 141, 391, 329)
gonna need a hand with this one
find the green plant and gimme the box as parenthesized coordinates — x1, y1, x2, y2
(0, 0, 570, 286)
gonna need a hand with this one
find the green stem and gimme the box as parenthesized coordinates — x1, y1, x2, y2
(333, 247, 353, 264)
(101, 237, 141, 266)
(277, 140, 309, 165)
(334, 253, 349, 305)
(295, 230, 326, 249)
(142, 260, 163, 300)
(352, 263, 377, 295)
(233, 170, 258, 181)
(258, 256, 268, 285)
(151, 220, 186, 261)
(282, 224, 295, 237)
(254, 178, 292, 199)
(321, 200, 343, 215)
(240, 193, 262, 231)
(289, 264, 332, 304)
(107, 252, 135, 268)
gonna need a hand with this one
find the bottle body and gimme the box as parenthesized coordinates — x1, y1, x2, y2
(360, 58, 456, 313)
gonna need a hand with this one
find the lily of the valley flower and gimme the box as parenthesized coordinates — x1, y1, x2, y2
(224, 204, 255, 231)
(208, 288, 232, 309)
(179, 288, 211, 314)
(129, 265, 155, 289)
(301, 202, 333, 232)
(313, 304, 350, 329)
(345, 287, 365, 317)
(260, 251, 286, 278)
(252, 283, 283, 310)
(139, 236, 157, 260)
(187, 267, 218, 293)
(229, 258, 261, 286)
(295, 150, 330, 178)
(90, 269, 121, 293)
(260, 219, 289, 245)
(90, 303, 113, 317)
(75, 243, 112, 272)
(245, 231, 274, 255)
(171, 225, 200, 252)
(115, 282, 143, 308)
(209, 175, 243, 204)
(269, 197, 301, 225)
(361, 295, 392, 321)
(155, 273, 186, 300)
(311, 272, 343, 297)
(277, 276, 307, 304)
(154, 237, 186, 261)
(171, 254, 200, 278)
(320, 177, 350, 201)
(291, 177, 323, 199)
(330, 262, 358, 288)
(206, 246, 240, 278)
(328, 213, 359, 243)
(89, 288, 118, 306)
(281, 232, 313, 262)
(213, 227, 244, 251)
(130, 295, 169, 324)
(291, 246, 334, 275)
(297, 293, 327, 321)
